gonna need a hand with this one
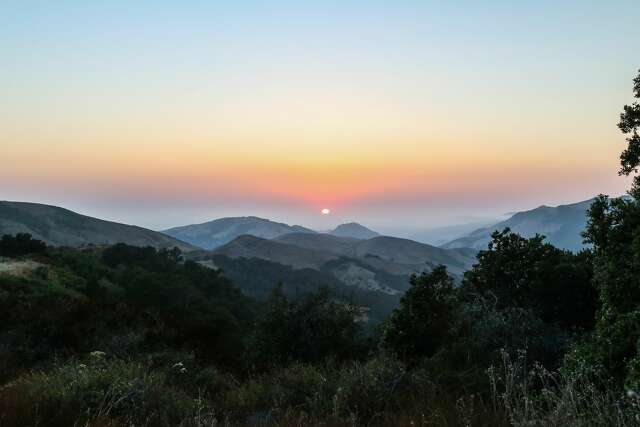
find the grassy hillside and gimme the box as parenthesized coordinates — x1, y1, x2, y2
(0, 201, 196, 251)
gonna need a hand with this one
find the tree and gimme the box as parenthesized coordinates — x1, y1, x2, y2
(618, 69, 640, 198)
(564, 70, 640, 388)
(251, 286, 365, 367)
(462, 229, 596, 331)
(382, 266, 456, 360)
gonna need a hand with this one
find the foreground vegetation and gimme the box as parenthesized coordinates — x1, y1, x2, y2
(2, 71, 640, 426)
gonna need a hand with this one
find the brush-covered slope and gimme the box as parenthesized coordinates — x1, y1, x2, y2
(206, 254, 403, 323)
(442, 198, 595, 251)
(212, 234, 336, 269)
(163, 216, 316, 250)
(0, 201, 196, 251)
(274, 233, 476, 277)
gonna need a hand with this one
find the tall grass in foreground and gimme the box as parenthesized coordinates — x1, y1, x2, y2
(488, 350, 640, 426)
(1, 351, 638, 426)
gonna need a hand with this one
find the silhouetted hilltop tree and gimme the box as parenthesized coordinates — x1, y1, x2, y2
(618, 69, 640, 198)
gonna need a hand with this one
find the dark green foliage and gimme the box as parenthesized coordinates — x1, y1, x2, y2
(0, 241, 257, 376)
(251, 285, 366, 367)
(382, 266, 456, 360)
(0, 233, 46, 257)
(463, 228, 596, 331)
(565, 195, 640, 387)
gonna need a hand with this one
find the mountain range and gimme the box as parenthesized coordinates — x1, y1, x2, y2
(163, 217, 381, 250)
(162, 216, 316, 250)
(0, 197, 605, 322)
(192, 232, 475, 321)
(442, 198, 595, 251)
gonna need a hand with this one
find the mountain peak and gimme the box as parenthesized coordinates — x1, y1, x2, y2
(330, 222, 380, 240)
(162, 216, 316, 250)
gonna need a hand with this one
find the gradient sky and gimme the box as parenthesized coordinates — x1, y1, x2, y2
(1, 1, 639, 230)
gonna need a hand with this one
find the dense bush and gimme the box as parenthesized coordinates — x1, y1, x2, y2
(462, 229, 597, 331)
(251, 285, 367, 367)
(0, 232, 46, 257)
(382, 266, 457, 360)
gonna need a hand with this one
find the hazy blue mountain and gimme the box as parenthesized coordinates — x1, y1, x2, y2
(329, 222, 380, 239)
(162, 216, 316, 250)
(442, 198, 596, 252)
(378, 219, 502, 246)
(0, 201, 196, 251)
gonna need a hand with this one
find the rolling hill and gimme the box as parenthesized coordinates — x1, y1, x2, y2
(0, 201, 197, 251)
(274, 233, 476, 277)
(206, 254, 402, 323)
(212, 234, 337, 269)
(163, 216, 316, 250)
(202, 231, 476, 301)
(442, 198, 595, 251)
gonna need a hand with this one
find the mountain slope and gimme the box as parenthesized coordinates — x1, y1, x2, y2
(212, 234, 337, 269)
(206, 254, 402, 323)
(163, 216, 316, 250)
(199, 236, 414, 317)
(330, 222, 379, 239)
(275, 233, 475, 277)
(0, 201, 196, 251)
(442, 198, 595, 251)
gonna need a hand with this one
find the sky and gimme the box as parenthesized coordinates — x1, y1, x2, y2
(1, 1, 639, 230)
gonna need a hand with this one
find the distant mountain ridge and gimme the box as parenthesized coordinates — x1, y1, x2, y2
(163, 216, 316, 250)
(209, 230, 476, 282)
(442, 198, 596, 252)
(329, 222, 380, 239)
(0, 201, 196, 251)
(273, 233, 475, 277)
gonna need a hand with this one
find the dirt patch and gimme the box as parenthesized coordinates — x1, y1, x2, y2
(0, 259, 44, 276)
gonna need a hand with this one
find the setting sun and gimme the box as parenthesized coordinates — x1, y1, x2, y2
(321, 208, 331, 215)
